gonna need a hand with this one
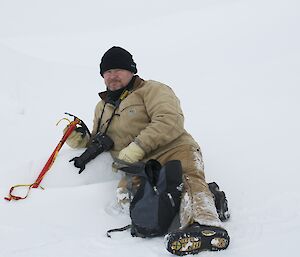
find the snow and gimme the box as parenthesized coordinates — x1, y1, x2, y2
(1, 0, 300, 256)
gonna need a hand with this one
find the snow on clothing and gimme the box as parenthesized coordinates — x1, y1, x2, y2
(71, 75, 221, 228)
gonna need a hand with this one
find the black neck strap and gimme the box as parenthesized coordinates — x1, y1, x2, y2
(96, 89, 129, 135)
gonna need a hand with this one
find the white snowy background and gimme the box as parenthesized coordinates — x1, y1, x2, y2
(1, 0, 300, 256)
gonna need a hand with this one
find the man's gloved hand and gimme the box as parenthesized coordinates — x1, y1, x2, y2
(64, 126, 88, 149)
(118, 142, 145, 163)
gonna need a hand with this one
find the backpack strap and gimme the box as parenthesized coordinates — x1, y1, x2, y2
(112, 160, 146, 177)
(106, 225, 132, 238)
(113, 159, 161, 178)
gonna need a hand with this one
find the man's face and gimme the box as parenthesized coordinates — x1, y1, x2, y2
(103, 69, 134, 91)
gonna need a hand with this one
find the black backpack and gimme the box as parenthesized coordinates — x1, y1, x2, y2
(107, 159, 183, 238)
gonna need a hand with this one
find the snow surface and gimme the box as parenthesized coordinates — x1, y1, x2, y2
(1, 0, 300, 256)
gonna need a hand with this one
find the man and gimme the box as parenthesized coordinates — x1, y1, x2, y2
(66, 46, 230, 255)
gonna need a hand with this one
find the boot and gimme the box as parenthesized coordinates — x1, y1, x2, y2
(208, 182, 230, 221)
(165, 222, 230, 256)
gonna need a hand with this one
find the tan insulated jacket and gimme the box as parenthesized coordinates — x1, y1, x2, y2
(81, 76, 199, 161)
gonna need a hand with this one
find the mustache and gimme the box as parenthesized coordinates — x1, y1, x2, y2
(108, 78, 121, 83)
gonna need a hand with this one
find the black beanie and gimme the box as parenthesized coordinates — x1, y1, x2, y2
(100, 46, 137, 77)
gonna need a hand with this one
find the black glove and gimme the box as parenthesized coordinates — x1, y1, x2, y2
(74, 126, 88, 138)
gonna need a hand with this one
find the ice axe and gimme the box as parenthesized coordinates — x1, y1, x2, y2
(4, 113, 89, 201)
